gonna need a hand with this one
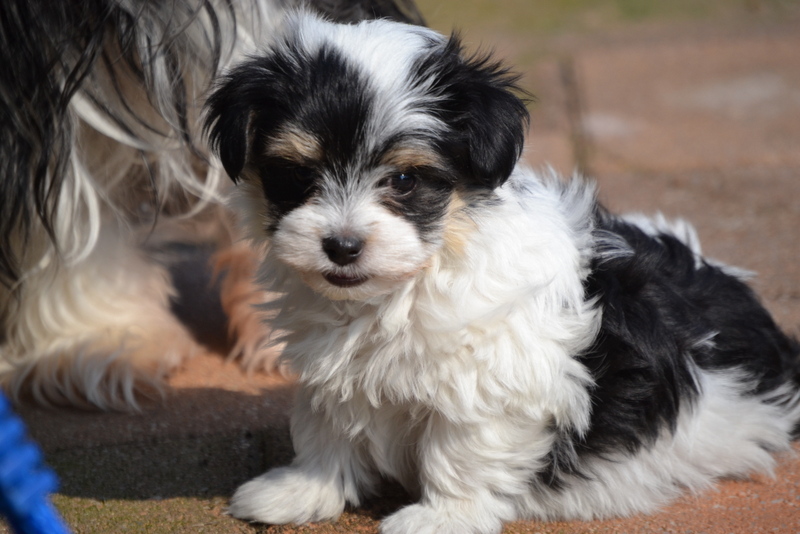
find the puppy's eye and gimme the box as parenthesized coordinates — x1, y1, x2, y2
(290, 165, 315, 188)
(258, 161, 318, 212)
(389, 172, 416, 195)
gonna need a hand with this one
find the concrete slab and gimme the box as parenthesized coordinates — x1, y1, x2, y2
(577, 26, 800, 175)
(33, 443, 800, 534)
(523, 58, 577, 175)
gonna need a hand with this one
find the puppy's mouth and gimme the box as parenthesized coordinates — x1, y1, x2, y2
(323, 272, 369, 288)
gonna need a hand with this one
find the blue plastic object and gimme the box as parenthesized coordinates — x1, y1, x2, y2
(0, 394, 71, 534)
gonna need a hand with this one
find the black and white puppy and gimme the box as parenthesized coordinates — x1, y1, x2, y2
(205, 12, 800, 534)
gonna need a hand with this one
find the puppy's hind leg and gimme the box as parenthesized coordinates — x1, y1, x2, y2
(0, 227, 201, 410)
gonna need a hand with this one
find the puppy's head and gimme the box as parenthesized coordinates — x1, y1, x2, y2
(205, 12, 528, 300)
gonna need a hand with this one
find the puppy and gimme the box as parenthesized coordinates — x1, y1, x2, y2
(205, 12, 800, 534)
(0, 0, 423, 409)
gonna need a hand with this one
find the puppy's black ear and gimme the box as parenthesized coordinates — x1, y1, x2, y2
(204, 61, 281, 182)
(423, 37, 530, 189)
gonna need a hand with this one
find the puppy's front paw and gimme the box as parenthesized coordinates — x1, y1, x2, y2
(229, 466, 345, 525)
(380, 503, 503, 534)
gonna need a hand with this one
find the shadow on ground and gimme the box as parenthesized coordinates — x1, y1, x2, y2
(20, 385, 293, 501)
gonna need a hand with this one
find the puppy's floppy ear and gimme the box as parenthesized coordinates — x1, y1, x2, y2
(423, 37, 530, 189)
(204, 59, 285, 182)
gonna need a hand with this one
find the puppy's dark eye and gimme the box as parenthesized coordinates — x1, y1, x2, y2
(258, 161, 318, 212)
(289, 165, 315, 189)
(389, 172, 416, 195)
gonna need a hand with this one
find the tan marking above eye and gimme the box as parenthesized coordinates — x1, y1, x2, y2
(379, 146, 444, 171)
(265, 127, 324, 163)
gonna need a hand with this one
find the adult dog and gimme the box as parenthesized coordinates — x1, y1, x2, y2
(0, 0, 423, 409)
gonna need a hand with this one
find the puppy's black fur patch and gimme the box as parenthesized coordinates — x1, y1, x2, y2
(409, 36, 530, 190)
(538, 212, 800, 489)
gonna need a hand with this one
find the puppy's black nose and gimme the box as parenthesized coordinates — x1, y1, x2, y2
(322, 236, 363, 266)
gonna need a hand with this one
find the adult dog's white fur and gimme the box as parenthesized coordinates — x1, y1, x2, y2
(205, 12, 800, 534)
